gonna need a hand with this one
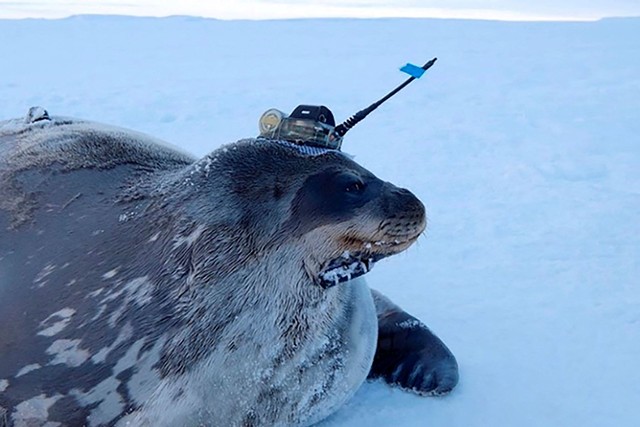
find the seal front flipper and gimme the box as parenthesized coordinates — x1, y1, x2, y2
(368, 289, 459, 396)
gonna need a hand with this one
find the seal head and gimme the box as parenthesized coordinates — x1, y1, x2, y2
(182, 139, 426, 290)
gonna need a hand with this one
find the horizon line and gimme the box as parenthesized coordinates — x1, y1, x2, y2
(1, 5, 638, 23)
(2, 12, 634, 23)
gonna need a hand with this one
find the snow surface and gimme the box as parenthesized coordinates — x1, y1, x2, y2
(1, 16, 639, 427)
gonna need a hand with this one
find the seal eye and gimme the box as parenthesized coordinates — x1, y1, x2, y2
(334, 172, 366, 196)
(345, 181, 365, 193)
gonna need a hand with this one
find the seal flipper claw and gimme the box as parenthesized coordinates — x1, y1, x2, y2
(369, 291, 459, 396)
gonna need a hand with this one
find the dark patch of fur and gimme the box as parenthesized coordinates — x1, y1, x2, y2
(48, 396, 95, 427)
(0, 406, 7, 427)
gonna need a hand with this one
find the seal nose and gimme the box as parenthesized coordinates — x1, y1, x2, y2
(381, 185, 426, 238)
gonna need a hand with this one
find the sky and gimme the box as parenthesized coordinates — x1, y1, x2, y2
(0, 0, 639, 21)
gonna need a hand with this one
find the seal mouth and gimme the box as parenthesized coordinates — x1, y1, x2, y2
(317, 236, 418, 289)
(318, 251, 384, 289)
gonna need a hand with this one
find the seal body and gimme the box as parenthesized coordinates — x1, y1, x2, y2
(0, 110, 429, 426)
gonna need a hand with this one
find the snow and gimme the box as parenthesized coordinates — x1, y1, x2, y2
(1, 15, 639, 427)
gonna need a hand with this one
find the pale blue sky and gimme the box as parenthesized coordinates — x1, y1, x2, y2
(1, 0, 639, 20)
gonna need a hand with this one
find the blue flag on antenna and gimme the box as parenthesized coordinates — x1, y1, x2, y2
(400, 63, 426, 78)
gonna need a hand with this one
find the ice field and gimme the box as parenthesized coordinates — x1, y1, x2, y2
(1, 15, 639, 426)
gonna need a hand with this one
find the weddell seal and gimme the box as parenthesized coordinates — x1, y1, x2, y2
(0, 107, 458, 426)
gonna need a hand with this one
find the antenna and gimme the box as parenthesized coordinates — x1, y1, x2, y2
(333, 57, 437, 138)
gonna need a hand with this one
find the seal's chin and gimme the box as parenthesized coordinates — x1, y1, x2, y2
(318, 251, 385, 289)
(317, 235, 420, 289)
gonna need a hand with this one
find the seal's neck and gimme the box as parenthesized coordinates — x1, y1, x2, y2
(154, 227, 346, 372)
(154, 220, 332, 316)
